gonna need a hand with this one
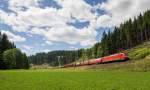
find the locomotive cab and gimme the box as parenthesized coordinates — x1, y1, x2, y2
(120, 53, 129, 60)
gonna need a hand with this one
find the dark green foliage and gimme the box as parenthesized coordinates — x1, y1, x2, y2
(29, 42, 103, 66)
(0, 31, 28, 69)
(0, 31, 16, 69)
(3, 48, 29, 69)
(22, 53, 30, 69)
(100, 10, 150, 56)
(29, 50, 80, 66)
(29, 44, 102, 66)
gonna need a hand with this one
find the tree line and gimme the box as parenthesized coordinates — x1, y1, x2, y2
(29, 45, 102, 66)
(29, 50, 79, 66)
(0, 31, 29, 69)
(29, 10, 150, 66)
(101, 10, 150, 56)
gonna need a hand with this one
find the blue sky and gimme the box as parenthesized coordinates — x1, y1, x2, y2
(0, 0, 150, 55)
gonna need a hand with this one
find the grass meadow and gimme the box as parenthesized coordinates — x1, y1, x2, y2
(1, 69, 150, 90)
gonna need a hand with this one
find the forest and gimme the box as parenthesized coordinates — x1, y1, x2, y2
(0, 32, 29, 69)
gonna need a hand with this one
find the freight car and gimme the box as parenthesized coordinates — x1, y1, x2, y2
(63, 53, 129, 68)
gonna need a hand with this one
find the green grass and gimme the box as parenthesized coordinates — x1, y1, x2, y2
(1, 70, 150, 90)
(1, 42, 150, 90)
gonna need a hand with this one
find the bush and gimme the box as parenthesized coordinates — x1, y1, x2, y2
(128, 48, 150, 60)
(3, 48, 29, 69)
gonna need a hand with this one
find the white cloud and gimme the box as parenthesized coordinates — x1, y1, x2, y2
(80, 39, 97, 46)
(1, 30, 26, 42)
(22, 45, 33, 50)
(98, 0, 150, 27)
(21, 49, 34, 56)
(42, 49, 51, 53)
(1, 0, 150, 47)
(21, 45, 37, 56)
(70, 46, 78, 50)
(1, 0, 97, 46)
(56, 0, 95, 21)
(97, 15, 112, 27)
(44, 26, 97, 45)
(9, 0, 39, 12)
(29, 27, 48, 35)
(45, 41, 53, 45)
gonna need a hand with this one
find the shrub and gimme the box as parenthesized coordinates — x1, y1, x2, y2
(3, 48, 29, 69)
(128, 48, 150, 60)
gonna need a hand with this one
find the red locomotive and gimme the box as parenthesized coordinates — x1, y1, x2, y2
(63, 53, 129, 68)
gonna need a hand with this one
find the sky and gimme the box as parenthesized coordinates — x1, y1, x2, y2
(0, 0, 150, 55)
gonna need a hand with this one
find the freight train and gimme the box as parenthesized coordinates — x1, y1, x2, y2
(63, 53, 129, 68)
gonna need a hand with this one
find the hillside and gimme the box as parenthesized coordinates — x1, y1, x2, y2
(79, 41, 150, 71)
(31, 41, 150, 71)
